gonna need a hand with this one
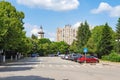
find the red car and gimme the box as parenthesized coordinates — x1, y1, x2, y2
(77, 56, 99, 63)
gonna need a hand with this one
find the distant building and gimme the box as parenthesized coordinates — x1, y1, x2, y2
(38, 26, 44, 39)
(56, 24, 78, 45)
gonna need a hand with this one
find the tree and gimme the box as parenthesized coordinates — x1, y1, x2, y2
(37, 38, 51, 56)
(38, 38, 51, 44)
(31, 34, 38, 40)
(86, 25, 104, 54)
(57, 41, 69, 54)
(76, 21, 91, 52)
(49, 41, 69, 55)
(18, 37, 33, 56)
(86, 37, 96, 53)
(0, 1, 32, 59)
(69, 40, 78, 53)
(0, 1, 25, 51)
(115, 18, 120, 54)
(98, 23, 113, 58)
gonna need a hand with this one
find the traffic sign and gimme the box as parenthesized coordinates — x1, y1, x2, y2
(83, 48, 88, 53)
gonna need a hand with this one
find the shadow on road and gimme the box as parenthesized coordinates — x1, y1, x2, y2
(0, 61, 37, 72)
(0, 66, 33, 72)
(0, 75, 55, 80)
(0, 57, 40, 72)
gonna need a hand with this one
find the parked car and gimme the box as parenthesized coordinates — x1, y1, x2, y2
(59, 54, 65, 57)
(62, 54, 71, 60)
(31, 53, 39, 57)
(67, 53, 80, 61)
(48, 54, 57, 57)
(77, 56, 99, 63)
(72, 54, 82, 62)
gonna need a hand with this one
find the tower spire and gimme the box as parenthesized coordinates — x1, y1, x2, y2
(38, 25, 44, 39)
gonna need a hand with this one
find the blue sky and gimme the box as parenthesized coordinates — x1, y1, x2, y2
(6, 0, 120, 41)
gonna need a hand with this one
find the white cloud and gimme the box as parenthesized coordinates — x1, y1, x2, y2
(31, 28, 39, 35)
(24, 23, 40, 36)
(91, 2, 120, 17)
(17, 0, 79, 11)
(73, 21, 81, 28)
(24, 23, 56, 41)
(91, 2, 112, 14)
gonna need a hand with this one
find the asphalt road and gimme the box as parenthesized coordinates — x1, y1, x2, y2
(0, 57, 120, 80)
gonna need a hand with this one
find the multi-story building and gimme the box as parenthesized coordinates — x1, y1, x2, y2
(56, 24, 78, 45)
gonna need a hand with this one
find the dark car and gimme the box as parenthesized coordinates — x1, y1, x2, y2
(31, 53, 39, 57)
(77, 56, 99, 63)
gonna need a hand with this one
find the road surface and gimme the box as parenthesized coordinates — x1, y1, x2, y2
(0, 57, 120, 80)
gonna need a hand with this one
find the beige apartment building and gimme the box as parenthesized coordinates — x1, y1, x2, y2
(56, 24, 78, 45)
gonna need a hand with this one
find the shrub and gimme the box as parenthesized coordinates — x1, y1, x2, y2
(102, 51, 120, 62)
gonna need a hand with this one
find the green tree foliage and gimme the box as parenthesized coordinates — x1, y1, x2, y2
(0, 1, 33, 57)
(115, 18, 120, 54)
(76, 21, 91, 52)
(18, 37, 33, 55)
(98, 23, 113, 58)
(37, 38, 51, 56)
(0, 1, 25, 51)
(38, 38, 51, 44)
(37, 38, 69, 56)
(31, 34, 38, 40)
(48, 41, 69, 55)
(102, 51, 120, 62)
(57, 41, 69, 54)
(86, 37, 97, 53)
(86, 25, 104, 54)
(69, 40, 78, 53)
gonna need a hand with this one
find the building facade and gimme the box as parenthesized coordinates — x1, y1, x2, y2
(56, 24, 78, 45)
(38, 26, 44, 39)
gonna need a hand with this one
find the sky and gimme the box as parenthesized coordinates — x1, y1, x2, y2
(5, 0, 120, 41)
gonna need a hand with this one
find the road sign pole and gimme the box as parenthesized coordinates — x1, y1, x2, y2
(83, 48, 88, 63)
(85, 52, 86, 63)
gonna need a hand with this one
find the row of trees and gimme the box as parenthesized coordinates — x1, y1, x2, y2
(31, 35, 69, 56)
(0, 1, 35, 60)
(0, 1, 25, 52)
(0, 1, 70, 59)
(70, 19, 120, 59)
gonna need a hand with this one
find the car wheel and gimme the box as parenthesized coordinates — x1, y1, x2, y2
(96, 60, 99, 63)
